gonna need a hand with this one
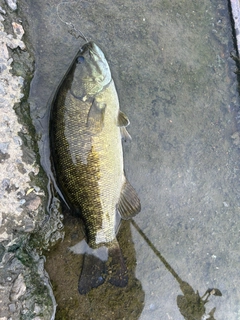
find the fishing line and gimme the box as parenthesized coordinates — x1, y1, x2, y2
(56, 1, 89, 42)
(130, 218, 181, 282)
(131, 218, 222, 300)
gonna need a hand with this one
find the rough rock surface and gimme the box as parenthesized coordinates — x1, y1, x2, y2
(0, 2, 56, 319)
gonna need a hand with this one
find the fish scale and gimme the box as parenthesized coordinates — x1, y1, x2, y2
(50, 41, 141, 294)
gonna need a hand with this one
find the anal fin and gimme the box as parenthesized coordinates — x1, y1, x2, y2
(117, 179, 141, 219)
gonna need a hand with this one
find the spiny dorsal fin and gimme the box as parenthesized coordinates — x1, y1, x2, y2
(117, 111, 130, 127)
(117, 179, 141, 219)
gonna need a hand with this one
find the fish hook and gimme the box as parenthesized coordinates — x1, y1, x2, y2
(57, 1, 89, 43)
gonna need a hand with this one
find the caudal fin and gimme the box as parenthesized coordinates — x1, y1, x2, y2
(107, 242, 128, 287)
(78, 254, 106, 294)
(78, 240, 128, 294)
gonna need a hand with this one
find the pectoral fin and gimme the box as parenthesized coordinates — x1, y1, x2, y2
(117, 179, 141, 219)
(118, 111, 131, 141)
(117, 111, 130, 127)
(87, 100, 106, 134)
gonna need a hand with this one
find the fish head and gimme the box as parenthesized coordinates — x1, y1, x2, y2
(70, 41, 112, 100)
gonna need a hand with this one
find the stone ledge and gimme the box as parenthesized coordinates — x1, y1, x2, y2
(0, 1, 56, 319)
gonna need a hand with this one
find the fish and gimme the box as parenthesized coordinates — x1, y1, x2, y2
(50, 41, 141, 294)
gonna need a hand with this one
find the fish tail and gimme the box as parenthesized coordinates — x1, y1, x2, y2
(78, 240, 128, 294)
(78, 253, 107, 295)
(107, 240, 128, 288)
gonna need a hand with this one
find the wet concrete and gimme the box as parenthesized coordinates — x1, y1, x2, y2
(16, 0, 240, 319)
(45, 211, 144, 320)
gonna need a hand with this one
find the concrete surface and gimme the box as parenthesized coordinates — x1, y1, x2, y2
(0, 0, 240, 319)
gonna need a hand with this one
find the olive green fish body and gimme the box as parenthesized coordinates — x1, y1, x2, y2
(50, 42, 140, 293)
(52, 82, 124, 247)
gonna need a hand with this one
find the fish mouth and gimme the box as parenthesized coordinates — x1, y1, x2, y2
(80, 41, 103, 61)
(81, 41, 94, 53)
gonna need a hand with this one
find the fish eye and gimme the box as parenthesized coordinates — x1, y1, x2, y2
(77, 56, 85, 64)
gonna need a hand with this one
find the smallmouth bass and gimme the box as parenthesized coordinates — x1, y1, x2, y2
(50, 41, 141, 294)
